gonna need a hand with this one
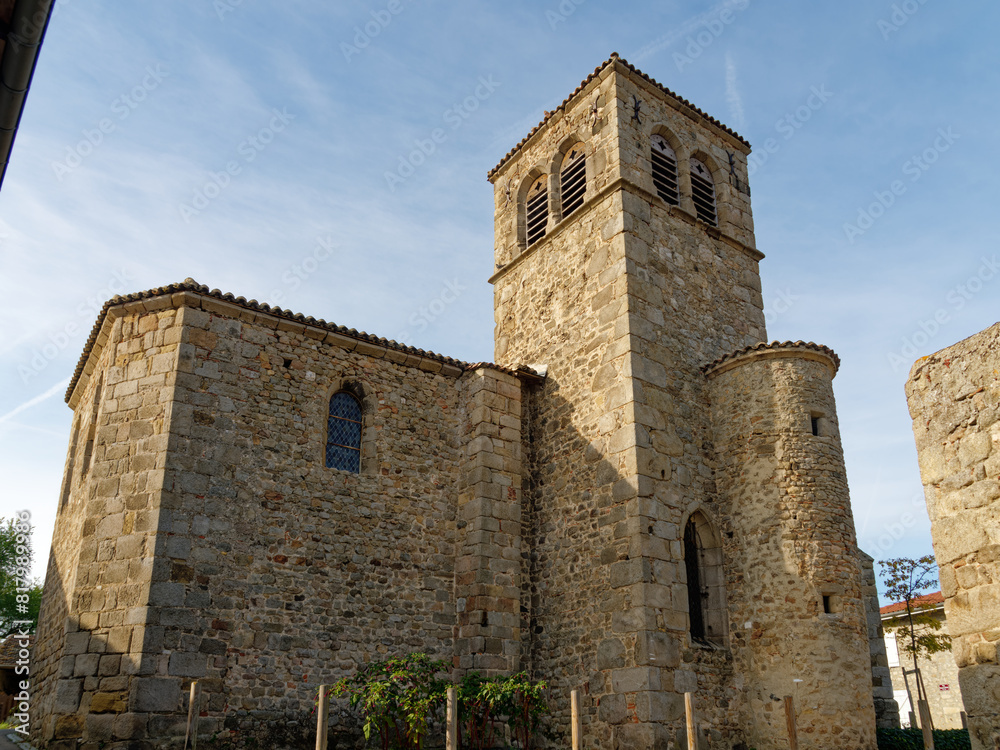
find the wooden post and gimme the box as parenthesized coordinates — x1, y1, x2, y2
(446, 687, 458, 750)
(783, 696, 798, 750)
(571, 689, 582, 750)
(684, 692, 696, 750)
(315, 685, 329, 750)
(183, 680, 199, 750)
(917, 699, 935, 750)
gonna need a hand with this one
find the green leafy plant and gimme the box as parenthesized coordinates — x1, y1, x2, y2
(458, 671, 548, 750)
(879, 554, 952, 732)
(331, 652, 449, 750)
(879, 556, 952, 661)
(0, 515, 43, 636)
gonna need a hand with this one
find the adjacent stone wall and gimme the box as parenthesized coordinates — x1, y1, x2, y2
(860, 553, 900, 729)
(906, 322, 1000, 750)
(707, 346, 877, 750)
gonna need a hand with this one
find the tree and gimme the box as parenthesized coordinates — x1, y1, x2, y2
(0, 515, 44, 636)
(879, 555, 951, 745)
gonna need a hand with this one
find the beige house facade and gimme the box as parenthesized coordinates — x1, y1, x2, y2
(880, 591, 966, 730)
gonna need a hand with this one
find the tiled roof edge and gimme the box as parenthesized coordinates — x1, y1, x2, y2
(701, 340, 842, 375)
(879, 591, 944, 615)
(64, 279, 541, 404)
(487, 52, 751, 181)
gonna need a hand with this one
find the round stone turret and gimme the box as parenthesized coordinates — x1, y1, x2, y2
(706, 342, 876, 750)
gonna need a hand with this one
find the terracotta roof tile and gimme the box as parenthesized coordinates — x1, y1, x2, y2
(65, 279, 544, 403)
(880, 591, 944, 616)
(487, 52, 751, 181)
(701, 340, 841, 375)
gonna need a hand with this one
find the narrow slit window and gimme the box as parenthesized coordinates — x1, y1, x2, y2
(651, 135, 679, 205)
(811, 416, 820, 436)
(684, 520, 706, 641)
(689, 157, 717, 226)
(560, 146, 586, 218)
(684, 512, 729, 646)
(525, 176, 548, 246)
(326, 392, 362, 473)
(822, 595, 832, 614)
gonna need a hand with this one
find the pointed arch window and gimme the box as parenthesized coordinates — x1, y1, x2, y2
(651, 135, 679, 206)
(683, 512, 729, 646)
(326, 392, 362, 473)
(689, 158, 717, 226)
(525, 176, 548, 247)
(559, 145, 587, 218)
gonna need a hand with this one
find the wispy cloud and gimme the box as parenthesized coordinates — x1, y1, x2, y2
(631, 0, 748, 62)
(0, 378, 70, 427)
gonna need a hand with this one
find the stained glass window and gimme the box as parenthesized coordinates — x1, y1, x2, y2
(326, 392, 362, 473)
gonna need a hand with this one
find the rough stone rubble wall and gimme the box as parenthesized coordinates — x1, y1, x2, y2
(708, 352, 877, 750)
(906, 322, 1000, 750)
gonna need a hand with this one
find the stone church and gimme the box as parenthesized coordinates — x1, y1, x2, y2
(34, 55, 879, 749)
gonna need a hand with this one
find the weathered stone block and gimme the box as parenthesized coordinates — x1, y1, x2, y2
(130, 678, 180, 712)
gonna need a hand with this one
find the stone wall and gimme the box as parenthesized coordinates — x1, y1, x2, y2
(706, 346, 877, 750)
(34, 302, 185, 748)
(35, 54, 883, 750)
(860, 553, 900, 729)
(489, 56, 875, 749)
(906, 322, 1000, 750)
(34, 287, 535, 749)
(455, 367, 527, 675)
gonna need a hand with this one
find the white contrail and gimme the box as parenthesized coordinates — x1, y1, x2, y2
(632, 0, 746, 62)
(0, 378, 71, 426)
(725, 52, 745, 129)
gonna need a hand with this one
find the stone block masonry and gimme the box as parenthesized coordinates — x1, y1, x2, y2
(906, 321, 1000, 750)
(33, 285, 537, 749)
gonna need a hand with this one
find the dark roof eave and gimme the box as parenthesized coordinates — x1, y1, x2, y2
(65, 279, 543, 404)
(0, 0, 55, 190)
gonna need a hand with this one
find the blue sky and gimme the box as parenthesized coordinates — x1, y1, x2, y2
(1, 0, 997, 599)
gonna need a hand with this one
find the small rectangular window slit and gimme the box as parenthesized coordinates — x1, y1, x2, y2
(822, 595, 832, 614)
(811, 417, 820, 436)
